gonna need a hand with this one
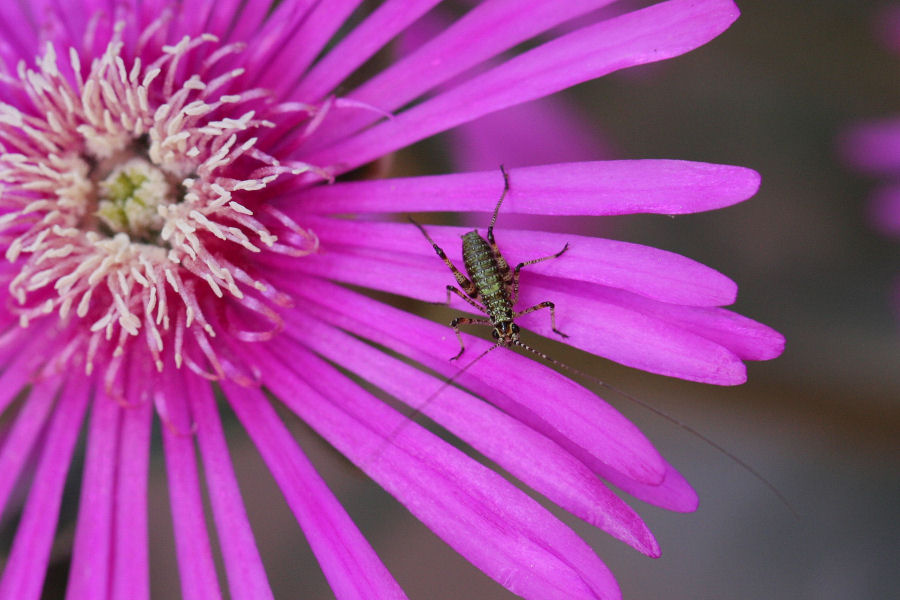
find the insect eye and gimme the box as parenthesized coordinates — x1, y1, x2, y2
(491, 329, 500, 339)
(511, 324, 520, 334)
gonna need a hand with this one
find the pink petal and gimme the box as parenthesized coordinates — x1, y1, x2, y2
(274, 276, 667, 486)
(0, 378, 61, 518)
(221, 0, 272, 43)
(0, 4, 38, 62)
(306, 0, 740, 170)
(159, 373, 222, 600)
(186, 375, 275, 600)
(875, 4, 900, 54)
(444, 96, 616, 170)
(584, 286, 786, 362)
(256, 0, 364, 97)
(282, 309, 660, 556)
(111, 368, 153, 600)
(295, 0, 446, 102)
(841, 118, 900, 174)
(306, 0, 621, 148)
(258, 342, 623, 600)
(304, 216, 738, 306)
(596, 457, 699, 512)
(220, 383, 408, 600)
(293, 161, 760, 216)
(869, 184, 900, 235)
(0, 374, 91, 600)
(512, 276, 748, 384)
(67, 390, 122, 600)
(243, 0, 345, 91)
(0, 326, 53, 416)
(276, 250, 747, 384)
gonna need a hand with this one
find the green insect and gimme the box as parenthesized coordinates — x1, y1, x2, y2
(409, 165, 569, 360)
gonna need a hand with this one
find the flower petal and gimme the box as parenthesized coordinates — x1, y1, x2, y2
(841, 118, 900, 173)
(294, 161, 760, 216)
(247, 0, 358, 93)
(513, 276, 748, 384)
(111, 368, 153, 600)
(220, 383, 408, 600)
(595, 456, 699, 512)
(282, 309, 660, 556)
(305, 216, 739, 306)
(221, 0, 271, 43)
(273, 276, 667, 485)
(0, 374, 90, 600)
(277, 250, 747, 384)
(188, 375, 275, 600)
(0, 326, 53, 415)
(67, 389, 122, 600)
(294, 0, 446, 102)
(0, 4, 39, 62)
(583, 286, 785, 362)
(306, 0, 740, 170)
(444, 96, 615, 170)
(0, 378, 61, 518)
(159, 372, 223, 600)
(306, 0, 618, 148)
(869, 183, 900, 234)
(258, 342, 623, 600)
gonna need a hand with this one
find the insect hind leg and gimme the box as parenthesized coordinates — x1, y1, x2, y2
(446, 284, 486, 313)
(513, 300, 569, 339)
(449, 316, 492, 360)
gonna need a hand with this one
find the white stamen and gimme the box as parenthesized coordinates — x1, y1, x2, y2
(0, 25, 327, 385)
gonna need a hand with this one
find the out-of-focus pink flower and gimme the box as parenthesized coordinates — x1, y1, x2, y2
(842, 8, 900, 246)
(0, 1, 782, 599)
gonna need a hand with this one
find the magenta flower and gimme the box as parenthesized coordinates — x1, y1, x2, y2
(0, 1, 783, 599)
(842, 5, 900, 309)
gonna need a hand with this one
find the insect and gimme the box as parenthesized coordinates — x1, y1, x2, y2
(405, 166, 797, 517)
(408, 165, 569, 361)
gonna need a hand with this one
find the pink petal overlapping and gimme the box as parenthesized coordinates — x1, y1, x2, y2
(0, 2, 783, 600)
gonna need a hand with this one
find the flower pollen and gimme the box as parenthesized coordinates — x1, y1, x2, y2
(0, 25, 319, 387)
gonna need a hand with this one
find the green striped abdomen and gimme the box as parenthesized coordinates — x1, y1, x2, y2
(462, 231, 512, 325)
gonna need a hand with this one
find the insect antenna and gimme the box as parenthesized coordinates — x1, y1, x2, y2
(377, 343, 500, 454)
(510, 337, 799, 519)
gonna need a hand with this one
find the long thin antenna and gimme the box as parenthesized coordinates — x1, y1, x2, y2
(510, 338, 799, 519)
(379, 344, 500, 449)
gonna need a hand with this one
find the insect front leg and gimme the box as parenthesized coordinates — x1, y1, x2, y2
(449, 316, 493, 360)
(513, 300, 569, 339)
(409, 216, 478, 299)
(510, 242, 570, 305)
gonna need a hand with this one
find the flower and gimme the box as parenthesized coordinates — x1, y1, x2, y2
(841, 4, 900, 309)
(0, 2, 784, 600)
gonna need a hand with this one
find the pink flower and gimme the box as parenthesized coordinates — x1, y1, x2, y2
(0, 2, 783, 599)
(841, 5, 900, 310)
(843, 109, 900, 236)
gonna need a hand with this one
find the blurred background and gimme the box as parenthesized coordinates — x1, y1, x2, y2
(136, 1, 900, 598)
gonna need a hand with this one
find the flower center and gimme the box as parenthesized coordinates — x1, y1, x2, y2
(96, 157, 173, 242)
(0, 26, 322, 387)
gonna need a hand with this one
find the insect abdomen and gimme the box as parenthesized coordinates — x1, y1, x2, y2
(462, 231, 512, 323)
